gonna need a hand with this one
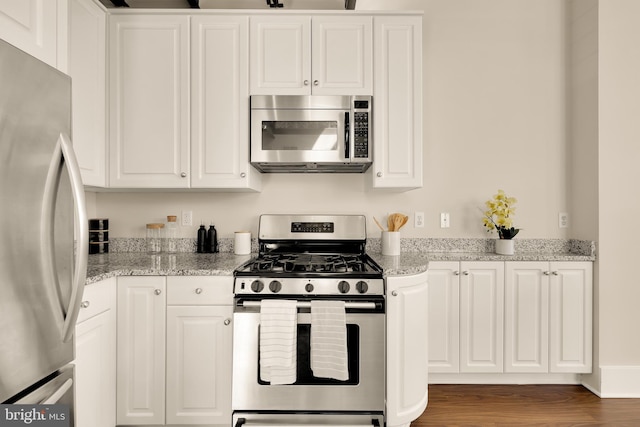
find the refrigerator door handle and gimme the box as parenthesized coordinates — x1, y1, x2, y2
(40, 378, 73, 405)
(58, 132, 88, 343)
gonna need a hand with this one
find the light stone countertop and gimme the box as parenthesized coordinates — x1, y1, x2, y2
(86, 240, 595, 284)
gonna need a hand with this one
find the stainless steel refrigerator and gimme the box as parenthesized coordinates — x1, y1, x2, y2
(0, 38, 88, 425)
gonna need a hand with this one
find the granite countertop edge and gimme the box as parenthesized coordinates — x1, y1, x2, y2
(85, 250, 595, 284)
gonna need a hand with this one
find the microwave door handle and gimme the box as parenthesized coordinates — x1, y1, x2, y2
(344, 112, 350, 159)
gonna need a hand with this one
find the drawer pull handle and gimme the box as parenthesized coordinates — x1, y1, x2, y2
(195, 288, 203, 294)
(80, 301, 90, 309)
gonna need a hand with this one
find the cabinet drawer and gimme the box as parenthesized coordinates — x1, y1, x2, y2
(78, 278, 116, 324)
(167, 276, 233, 305)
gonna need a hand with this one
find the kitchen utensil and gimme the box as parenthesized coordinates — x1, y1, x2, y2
(388, 213, 409, 231)
(373, 216, 385, 231)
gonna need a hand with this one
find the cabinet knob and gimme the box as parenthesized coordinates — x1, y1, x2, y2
(453, 271, 460, 276)
(463, 271, 469, 276)
(376, 172, 382, 177)
(552, 271, 559, 276)
(80, 301, 90, 309)
(304, 80, 310, 86)
(180, 172, 187, 178)
(195, 288, 203, 294)
(391, 290, 398, 296)
(544, 271, 550, 275)
(240, 172, 246, 178)
(154, 289, 162, 295)
(313, 80, 319, 86)
(224, 318, 231, 326)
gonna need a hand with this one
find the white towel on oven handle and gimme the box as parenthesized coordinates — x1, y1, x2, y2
(259, 299, 298, 385)
(310, 300, 349, 381)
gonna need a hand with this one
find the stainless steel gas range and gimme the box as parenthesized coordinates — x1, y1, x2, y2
(232, 214, 385, 427)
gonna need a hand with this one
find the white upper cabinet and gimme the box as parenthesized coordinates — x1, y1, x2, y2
(109, 14, 190, 188)
(0, 0, 66, 70)
(68, 0, 107, 187)
(372, 15, 423, 191)
(191, 15, 261, 191)
(250, 15, 372, 95)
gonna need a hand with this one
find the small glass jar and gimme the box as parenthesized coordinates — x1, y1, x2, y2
(164, 215, 178, 253)
(146, 223, 164, 253)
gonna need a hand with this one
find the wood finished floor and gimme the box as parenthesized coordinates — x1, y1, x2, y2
(413, 385, 640, 426)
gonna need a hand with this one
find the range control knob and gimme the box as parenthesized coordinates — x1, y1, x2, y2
(355, 281, 368, 294)
(305, 283, 314, 293)
(251, 280, 264, 293)
(269, 280, 282, 293)
(337, 280, 350, 294)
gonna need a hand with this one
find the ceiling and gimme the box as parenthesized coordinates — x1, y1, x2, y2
(98, 0, 356, 9)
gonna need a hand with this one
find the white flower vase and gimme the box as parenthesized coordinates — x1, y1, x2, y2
(495, 239, 515, 255)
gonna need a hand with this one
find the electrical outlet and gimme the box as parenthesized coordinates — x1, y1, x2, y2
(415, 212, 425, 228)
(181, 210, 193, 226)
(559, 212, 569, 228)
(440, 212, 450, 228)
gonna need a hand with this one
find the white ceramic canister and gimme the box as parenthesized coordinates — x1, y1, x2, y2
(381, 231, 401, 256)
(234, 231, 252, 255)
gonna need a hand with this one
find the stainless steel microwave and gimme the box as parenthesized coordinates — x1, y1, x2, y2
(250, 95, 372, 173)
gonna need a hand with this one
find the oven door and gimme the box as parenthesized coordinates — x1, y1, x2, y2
(232, 299, 385, 413)
(250, 109, 348, 165)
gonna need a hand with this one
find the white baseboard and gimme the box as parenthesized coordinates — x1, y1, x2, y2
(600, 366, 640, 397)
(429, 373, 582, 385)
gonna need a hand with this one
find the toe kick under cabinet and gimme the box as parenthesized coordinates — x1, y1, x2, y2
(427, 261, 593, 383)
(116, 276, 233, 426)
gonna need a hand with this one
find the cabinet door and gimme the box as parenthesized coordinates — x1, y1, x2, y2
(549, 262, 593, 373)
(311, 16, 372, 95)
(426, 262, 460, 373)
(68, 0, 106, 187)
(166, 305, 233, 425)
(0, 0, 61, 69)
(191, 15, 260, 191)
(250, 15, 310, 95)
(109, 15, 190, 188)
(372, 16, 423, 191)
(117, 276, 166, 425)
(459, 261, 504, 373)
(504, 262, 549, 373)
(75, 279, 116, 427)
(386, 272, 429, 427)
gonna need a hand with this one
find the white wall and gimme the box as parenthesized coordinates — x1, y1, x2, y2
(598, 0, 640, 369)
(94, 0, 571, 241)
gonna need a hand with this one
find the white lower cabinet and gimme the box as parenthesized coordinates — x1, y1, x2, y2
(117, 276, 166, 425)
(427, 262, 460, 373)
(428, 260, 593, 378)
(459, 262, 505, 373)
(505, 261, 593, 374)
(166, 277, 233, 425)
(386, 271, 429, 427)
(117, 275, 233, 426)
(74, 278, 117, 427)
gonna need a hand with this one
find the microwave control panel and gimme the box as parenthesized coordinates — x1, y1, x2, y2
(352, 99, 370, 159)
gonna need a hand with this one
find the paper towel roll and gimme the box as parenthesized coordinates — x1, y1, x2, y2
(234, 231, 252, 255)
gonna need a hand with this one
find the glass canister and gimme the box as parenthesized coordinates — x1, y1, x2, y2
(146, 223, 164, 253)
(165, 215, 178, 253)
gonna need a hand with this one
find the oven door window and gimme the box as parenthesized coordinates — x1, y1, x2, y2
(262, 121, 338, 152)
(258, 324, 360, 385)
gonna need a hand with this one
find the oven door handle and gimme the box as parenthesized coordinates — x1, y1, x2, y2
(235, 419, 380, 427)
(238, 300, 377, 310)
